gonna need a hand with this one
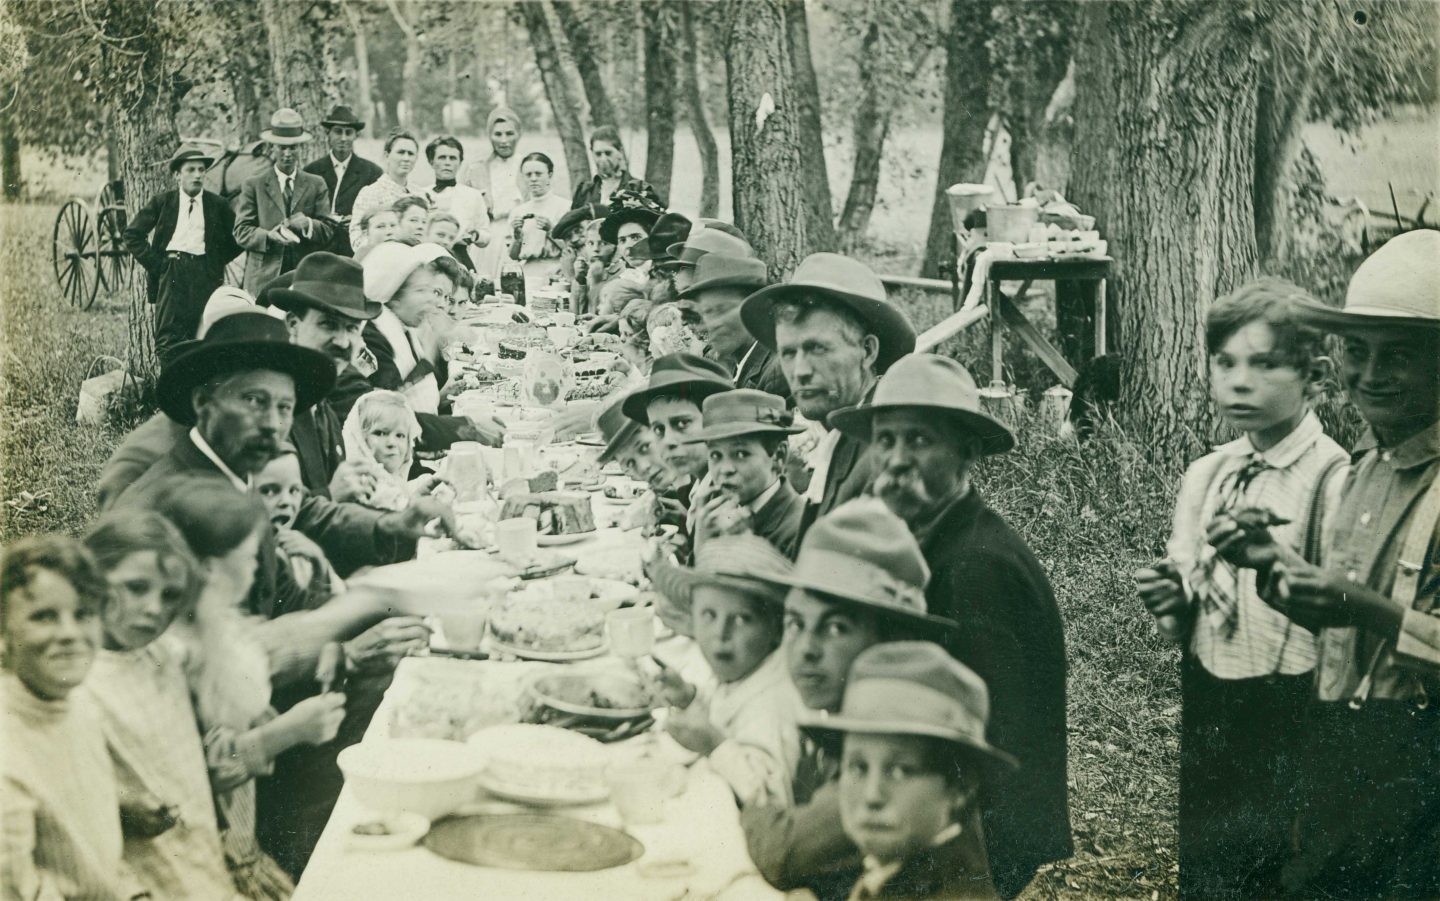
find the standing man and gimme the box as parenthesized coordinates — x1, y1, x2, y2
(683, 252, 790, 401)
(741, 253, 917, 542)
(303, 105, 382, 257)
(830, 353, 1073, 898)
(235, 108, 333, 294)
(122, 143, 242, 363)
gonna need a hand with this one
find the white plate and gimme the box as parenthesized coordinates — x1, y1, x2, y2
(476, 774, 609, 807)
(487, 638, 607, 662)
(468, 724, 610, 806)
(537, 531, 593, 547)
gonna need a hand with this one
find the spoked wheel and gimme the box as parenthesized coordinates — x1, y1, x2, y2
(96, 206, 132, 295)
(52, 199, 101, 310)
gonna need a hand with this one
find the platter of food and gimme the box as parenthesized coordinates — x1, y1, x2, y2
(423, 814, 642, 871)
(529, 670, 654, 720)
(486, 590, 607, 659)
(467, 724, 611, 806)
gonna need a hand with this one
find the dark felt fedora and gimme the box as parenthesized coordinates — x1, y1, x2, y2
(829, 353, 1015, 455)
(595, 390, 643, 464)
(664, 227, 754, 269)
(630, 211, 692, 263)
(266, 252, 382, 321)
(740, 252, 917, 373)
(678, 253, 768, 300)
(320, 105, 365, 130)
(599, 206, 660, 246)
(260, 108, 312, 146)
(621, 353, 734, 424)
(157, 312, 336, 426)
(684, 389, 803, 442)
(168, 143, 216, 173)
(801, 641, 1018, 770)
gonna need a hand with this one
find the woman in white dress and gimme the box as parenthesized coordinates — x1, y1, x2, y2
(461, 108, 524, 280)
(349, 131, 420, 256)
(508, 152, 573, 296)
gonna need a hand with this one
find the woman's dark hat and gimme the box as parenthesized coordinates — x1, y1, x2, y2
(266, 252, 382, 321)
(621, 353, 734, 424)
(599, 206, 660, 246)
(157, 313, 336, 426)
(320, 105, 366, 130)
(553, 204, 604, 242)
(630, 212, 692, 263)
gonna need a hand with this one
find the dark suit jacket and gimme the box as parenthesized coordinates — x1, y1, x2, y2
(234, 168, 334, 294)
(737, 343, 791, 405)
(290, 403, 345, 495)
(753, 480, 804, 559)
(339, 326, 468, 453)
(122, 189, 241, 303)
(917, 490, 1073, 899)
(857, 820, 999, 900)
(795, 429, 875, 551)
(303, 153, 383, 256)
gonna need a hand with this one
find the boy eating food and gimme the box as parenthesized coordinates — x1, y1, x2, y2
(686, 388, 806, 558)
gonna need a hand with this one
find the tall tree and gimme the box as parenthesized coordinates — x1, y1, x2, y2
(261, 0, 328, 129)
(783, 0, 835, 248)
(0, 7, 27, 199)
(641, 0, 678, 200)
(988, 1, 1074, 194)
(384, 0, 421, 130)
(551, 1, 619, 128)
(921, 0, 995, 277)
(517, 1, 592, 190)
(339, 0, 375, 132)
(679, 0, 720, 217)
(1069, 0, 1265, 464)
(726, 0, 829, 275)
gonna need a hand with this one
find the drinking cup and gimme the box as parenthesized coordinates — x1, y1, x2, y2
(606, 606, 656, 660)
(606, 760, 670, 825)
(495, 517, 538, 564)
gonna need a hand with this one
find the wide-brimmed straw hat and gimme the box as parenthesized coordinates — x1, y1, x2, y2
(594, 390, 643, 464)
(267, 253, 382, 321)
(683, 389, 803, 443)
(599, 206, 660, 246)
(157, 313, 335, 426)
(756, 498, 957, 636)
(260, 108, 312, 146)
(1293, 229, 1440, 332)
(630, 211, 692, 263)
(664, 227, 754, 270)
(829, 353, 1015, 455)
(168, 143, 216, 173)
(678, 253, 768, 300)
(801, 641, 1018, 770)
(670, 534, 794, 606)
(621, 353, 735, 424)
(319, 105, 365, 130)
(741, 253, 917, 373)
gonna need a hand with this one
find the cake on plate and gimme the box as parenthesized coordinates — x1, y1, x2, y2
(488, 591, 605, 653)
(499, 491, 596, 537)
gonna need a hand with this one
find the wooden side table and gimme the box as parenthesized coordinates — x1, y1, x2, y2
(982, 257, 1113, 390)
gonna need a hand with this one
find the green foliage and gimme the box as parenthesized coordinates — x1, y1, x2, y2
(1306, 0, 1439, 133)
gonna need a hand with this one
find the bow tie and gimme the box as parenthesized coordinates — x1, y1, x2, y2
(433, 178, 456, 191)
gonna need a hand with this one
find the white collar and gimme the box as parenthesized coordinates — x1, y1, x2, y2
(274, 166, 296, 183)
(331, 153, 351, 169)
(178, 188, 202, 202)
(736, 341, 759, 378)
(188, 428, 248, 492)
(1213, 409, 1324, 470)
(746, 478, 783, 514)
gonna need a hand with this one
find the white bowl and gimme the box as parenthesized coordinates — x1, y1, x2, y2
(337, 738, 483, 820)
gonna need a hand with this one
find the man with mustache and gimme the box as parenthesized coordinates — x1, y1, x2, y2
(740, 253, 916, 547)
(829, 353, 1072, 899)
(234, 108, 334, 294)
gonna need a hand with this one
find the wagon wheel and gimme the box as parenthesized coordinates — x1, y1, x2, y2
(51, 199, 101, 310)
(96, 206, 132, 294)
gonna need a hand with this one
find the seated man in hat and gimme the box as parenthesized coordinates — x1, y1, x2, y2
(235, 108, 334, 295)
(123, 142, 243, 363)
(683, 252, 790, 403)
(740, 498, 964, 901)
(304, 104, 383, 257)
(1248, 230, 1440, 899)
(811, 641, 1015, 900)
(830, 354, 1072, 898)
(686, 389, 806, 559)
(740, 253, 917, 546)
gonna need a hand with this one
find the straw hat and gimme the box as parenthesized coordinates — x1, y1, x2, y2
(671, 534, 795, 606)
(620, 353, 734, 424)
(801, 641, 1018, 769)
(829, 354, 1015, 455)
(1293, 229, 1440, 331)
(260, 108, 312, 146)
(684, 389, 803, 443)
(740, 253, 917, 373)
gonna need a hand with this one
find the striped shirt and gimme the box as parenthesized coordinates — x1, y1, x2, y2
(1167, 412, 1348, 679)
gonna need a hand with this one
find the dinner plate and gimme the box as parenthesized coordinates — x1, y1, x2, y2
(487, 638, 607, 662)
(476, 774, 611, 807)
(424, 815, 641, 870)
(573, 432, 606, 447)
(529, 670, 654, 720)
(536, 532, 592, 547)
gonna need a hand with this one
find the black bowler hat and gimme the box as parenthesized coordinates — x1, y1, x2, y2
(629, 211, 692, 263)
(157, 313, 336, 426)
(266, 252, 382, 321)
(320, 105, 366, 130)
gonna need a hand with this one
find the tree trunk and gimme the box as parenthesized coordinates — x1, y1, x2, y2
(783, 0, 835, 248)
(641, 1, 677, 200)
(1069, 0, 1264, 464)
(260, 0, 327, 129)
(1254, 15, 1328, 266)
(385, 0, 421, 130)
(341, 0, 375, 133)
(0, 108, 19, 199)
(1033, 57, 1076, 193)
(517, 1, 592, 190)
(679, 1, 720, 218)
(921, 0, 994, 278)
(552, 1, 620, 128)
(836, 21, 891, 252)
(726, 0, 828, 276)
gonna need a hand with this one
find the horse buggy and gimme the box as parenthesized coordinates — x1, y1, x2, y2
(49, 137, 270, 309)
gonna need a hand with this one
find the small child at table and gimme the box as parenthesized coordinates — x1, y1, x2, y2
(255, 444, 338, 610)
(1, 534, 146, 900)
(654, 534, 806, 808)
(341, 390, 447, 511)
(811, 641, 1014, 901)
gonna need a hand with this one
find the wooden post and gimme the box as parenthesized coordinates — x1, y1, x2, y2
(1095, 277, 1108, 356)
(988, 276, 1004, 388)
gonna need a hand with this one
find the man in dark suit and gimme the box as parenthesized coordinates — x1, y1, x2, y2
(235, 108, 334, 295)
(684, 251, 791, 404)
(830, 354, 1074, 899)
(122, 143, 243, 363)
(303, 105, 382, 257)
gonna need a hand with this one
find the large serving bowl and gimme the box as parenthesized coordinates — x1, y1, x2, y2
(337, 738, 484, 820)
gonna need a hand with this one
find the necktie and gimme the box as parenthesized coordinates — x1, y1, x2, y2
(1196, 455, 1271, 634)
(282, 176, 293, 214)
(188, 197, 197, 218)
